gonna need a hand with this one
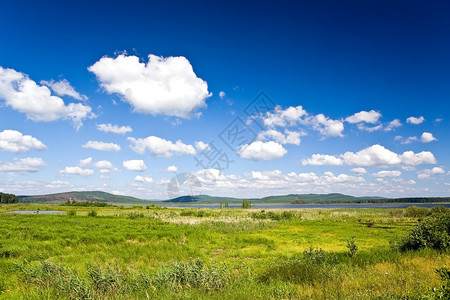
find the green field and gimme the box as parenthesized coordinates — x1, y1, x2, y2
(0, 204, 449, 299)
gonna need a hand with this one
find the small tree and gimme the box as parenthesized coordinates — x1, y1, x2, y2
(242, 199, 251, 209)
(346, 237, 359, 257)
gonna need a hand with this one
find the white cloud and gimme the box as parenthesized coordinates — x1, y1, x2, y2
(351, 167, 367, 174)
(0, 157, 46, 172)
(123, 160, 147, 171)
(417, 167, 445, 179)
(302, 144, 436, 167)
(40, 79, 87, 101)
(93, 160, 117, 173)
(238, 141, 287, 161)
(219, 91, 225, 99)
(82, 141, 121, 151)
(421, 132, 437, 143)
(128, 136, 195, 157)
(373, 170, 402, 177)
(356, 123, 383, 132)
(0, 67, 94, 129)
(134, 175, 153, 183)
(0, 129, 47, 153)
(78, 157, 93, 167)
(195, 141, 210, 152)
(59, 166, 94, 176)
(167, 165, 178, 173)
(384, 119, 402, 131)
(345, 110, 381, 124)
(88, 54, 211, 118)
(97, 123, 132, 135)
(406, 116, 425, 125)
(302, 154, 344, 166)
(263, 105, 307, 127)
(308, 114, 344, 138)
(258, 129, 303, 145)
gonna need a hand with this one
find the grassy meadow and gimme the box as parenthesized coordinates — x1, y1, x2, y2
(0, 204, 449, 299)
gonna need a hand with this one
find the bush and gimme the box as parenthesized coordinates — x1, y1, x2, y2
(127, 212, 144, 219)
(434, 267, 450, 299)
(67, 210, 76, 216)
(404, 206, 430, 218)
(87, 210, 98, 217)
(346, 237, 359, 257)
(399, 214, 450, 251)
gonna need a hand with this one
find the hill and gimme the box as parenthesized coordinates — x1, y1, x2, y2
(19, 191, 152, 205)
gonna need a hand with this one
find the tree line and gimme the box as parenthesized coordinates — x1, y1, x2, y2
(0, 192, 19, 204)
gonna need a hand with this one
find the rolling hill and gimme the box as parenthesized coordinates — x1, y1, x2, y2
(19, 191, 152, 205)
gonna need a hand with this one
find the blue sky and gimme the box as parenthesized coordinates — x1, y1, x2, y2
(0, 0, 449, 199)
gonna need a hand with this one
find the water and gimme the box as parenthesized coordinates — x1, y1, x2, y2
(161, 203, 450, 209)
(5, 210, 67, 214)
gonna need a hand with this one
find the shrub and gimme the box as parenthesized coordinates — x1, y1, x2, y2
(434, 267, 450, 299)
(127, 212, 144, 219)
(67, 210, 76, 216)
(87, 210, 98, 217)
(430, 206, 449, 216)
(303, 246, 326, 264)
(346, 237, 359, 257)
(404, 206, 430, 218)
(399, 214, 450, 251)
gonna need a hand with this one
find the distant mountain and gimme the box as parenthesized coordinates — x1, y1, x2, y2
(164, 193, 384, 204)
(19, 191, 152, 205)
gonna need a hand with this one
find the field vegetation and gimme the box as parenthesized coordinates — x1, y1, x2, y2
(0, 203, 449, 299)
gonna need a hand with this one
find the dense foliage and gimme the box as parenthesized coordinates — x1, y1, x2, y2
(0, 192, 19, 204)
(400, 213, 450, 251)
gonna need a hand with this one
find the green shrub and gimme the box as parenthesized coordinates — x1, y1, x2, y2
(399, 214, 450, 251)
(87, 210, 98, 217)
(303, 246, 326, 264)
(405, 206, 430, 218)
(430, 206, 449, 216)
(67, 210, 76, 216)
(127, 212, 144, 219)
(346, 237, 359, 257)
(434, 267, 450, 299)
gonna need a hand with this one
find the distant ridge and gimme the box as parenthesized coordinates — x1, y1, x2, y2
(19, 191, 151, 205)
(16, 191, 450, 205)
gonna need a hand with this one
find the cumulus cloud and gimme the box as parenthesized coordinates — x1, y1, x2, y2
(263, 105, 307, 127)
(40, 79, 87, 100)
(302, 144, 436, 167)
(302, 154, 344, 166)
(167, 165, 178, 173)
(417, 167, 445, 179)
(0, 67, 94, 129)
(373, 170, 402, 177)
(219, 91, 225, 99)
(195, 141, 210, 152)
(134, 175, 153, 183)
(82, 141, 121, 151)
(345, 110, 381, 124)
(258, 129, 303, 145)
(238, 141, 287, 161)
(0, 157, 46, 172)
(261, 105, 343, 138)
(421, 132, 437, 143)
(97, 123, 132, 135)
(406, 116, 425, 125)
(128, 136, 195, 157)
(123, 160, 147, 171)
(307, 114, 344, 138)
(88, 54, 211, 118)
(351, 167, 367, 174)
(384, 119, 402, 131)
(59, 166, 94, 176)
(0, 129, 47, 153)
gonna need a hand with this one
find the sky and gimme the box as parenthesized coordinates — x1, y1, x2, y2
(0, 0, 449, 199)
